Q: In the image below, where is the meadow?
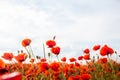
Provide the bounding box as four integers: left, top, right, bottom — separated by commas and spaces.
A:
0, 37, 120, 80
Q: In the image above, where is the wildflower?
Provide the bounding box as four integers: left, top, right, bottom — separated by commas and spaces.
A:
61, 57, 66, 62
14, 53, 27, 63
68, 75, 81, 80
97, 58, 108, 65
0, 59, 5, 68
80, 66, 89, 74
2, 52, 13, 61
69, 63, 74, 68
50, 62, 60, 71
51, 46, 60, 55
83, 48, 90, 54
100, 58, 107, 63
75, 62, 80, 67
69, 57, 76, 62
62, 66, 69, 77
78, 56, 83, 60
52, 71, 60, 80
100, 45, 114, 56
30, 58, 34, 63
81, 73, 91, 80
93, 45, 100, 51
38, 62, 49, 72
21, 38, 31, 47
46, 40, 56, 48
0, 72, 22, 80
40, 58, 46, 62
83, 54, 90, 60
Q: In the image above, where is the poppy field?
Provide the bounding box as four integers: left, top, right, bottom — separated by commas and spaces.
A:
0, 37, 120, 80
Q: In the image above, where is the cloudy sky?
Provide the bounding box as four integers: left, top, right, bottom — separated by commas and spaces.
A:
0, 0, 120, 60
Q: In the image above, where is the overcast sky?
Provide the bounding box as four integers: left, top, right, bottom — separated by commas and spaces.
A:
0, 0, 120, 60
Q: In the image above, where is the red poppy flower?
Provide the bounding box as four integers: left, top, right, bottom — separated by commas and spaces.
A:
69, 63, 74, 68
14, 53, 27, 63
61, 57, 66, 62
38, 62, 49, 72
30, 58, 34, 63
2, 52, 13, 61
100, 46, 107, 56
46, 40, 56, 48
107, 46, 114, 55
50, 62, 60, 71
100, 58, 107, 63
83, 48, 90, 54
68, 75, 81, 80
40, 58, 46, 62
0, 59, 5, 68
78, 56, 83, 60
69, 57, 76, 62
0, 72, 22, 80
100, 45, 114, 56
93, 45, 100, 51
75, 62, 80, 67
51, 46, 60, 55
21, 38, 31, 47
81, 73, 91, 80
83, 54, 90, 60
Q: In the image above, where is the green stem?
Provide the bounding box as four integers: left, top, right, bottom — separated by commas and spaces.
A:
43, 43, 46, 59
108, 55, 116, 78
25, 47, 31, 58
48, 53, 51, 63
29, 45, 35, 59
115, 51, 118, 62
48, 52, 52, 63
22, 64, 25, 80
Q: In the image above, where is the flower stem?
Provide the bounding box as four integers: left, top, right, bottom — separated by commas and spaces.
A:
43, 43, 46, 59
25, 47, 31, 58
29, 45, 35, 59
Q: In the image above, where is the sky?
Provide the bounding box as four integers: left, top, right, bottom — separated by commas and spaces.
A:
0, 0, 120, 61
